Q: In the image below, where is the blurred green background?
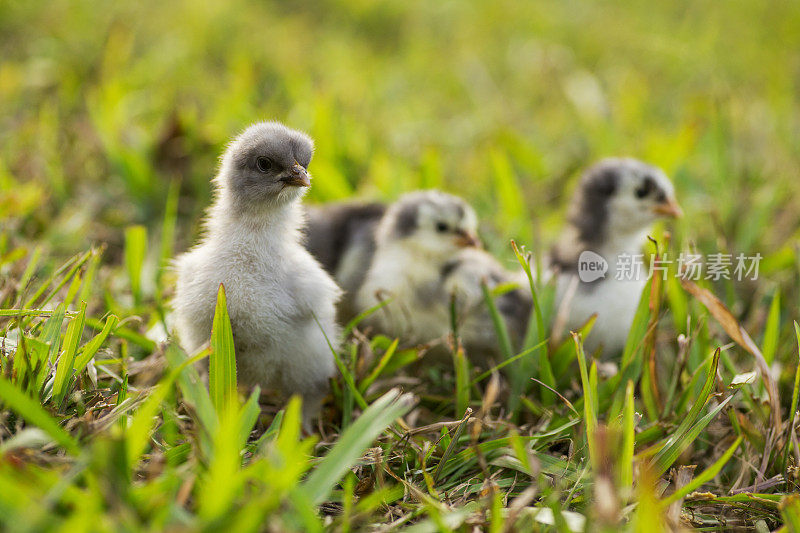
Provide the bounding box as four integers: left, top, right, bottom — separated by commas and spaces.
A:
2, 0, 799, 272
2, 3, 800, 528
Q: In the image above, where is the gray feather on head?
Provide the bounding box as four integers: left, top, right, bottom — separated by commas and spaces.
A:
216, 121, 315, 213
569, 157, 677, 246
570, 159, 622, 245
376, 190, 478, 246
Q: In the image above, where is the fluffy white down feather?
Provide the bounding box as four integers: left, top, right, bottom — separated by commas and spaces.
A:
356, 238, 451, 345
553, 233, 649, 355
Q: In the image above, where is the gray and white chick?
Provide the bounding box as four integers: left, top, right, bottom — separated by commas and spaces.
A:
353, 191, 482, 346
306, 190, 530, 363
173, 122, 342, 428
550, 157, 682, 355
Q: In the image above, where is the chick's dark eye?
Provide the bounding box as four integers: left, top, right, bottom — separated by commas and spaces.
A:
436, 222, 449, 233
256, 157, 273, 173
635, 177, 654, 199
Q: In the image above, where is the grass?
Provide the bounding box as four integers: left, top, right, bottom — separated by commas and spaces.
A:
2, 0, 800, 530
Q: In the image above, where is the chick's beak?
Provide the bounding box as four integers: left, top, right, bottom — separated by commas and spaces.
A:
455, 229, 481, 248
280, 163, 311, 188
653, 197, 683, 218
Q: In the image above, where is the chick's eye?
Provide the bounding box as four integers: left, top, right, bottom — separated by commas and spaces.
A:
635, 177, 654, 199
256, 157, 273, 173
436, 222, 449, 233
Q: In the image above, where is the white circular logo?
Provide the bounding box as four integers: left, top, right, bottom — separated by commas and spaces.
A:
578, 250, 608, 282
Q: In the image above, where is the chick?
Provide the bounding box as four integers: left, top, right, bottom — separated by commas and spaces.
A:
353, 191, 482, 346
173, 122, 342, 428
550, 157, 682, 355
306, 192, 531, 362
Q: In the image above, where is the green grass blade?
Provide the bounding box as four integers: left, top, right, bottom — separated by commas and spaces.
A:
25, 336, 50, 394
621, 276, 652, 368
127, 350, 208, 465
359, 338, 399, 394
481, 278, 524, 414
74, 315, 119, 372
126, 380, 175, 466
512, 241, 557, 407
36, 250, 93, 313
276, 396, 303, 454
342, 298, 392, 338
77, 246, 104, 305
620, 380, 635, 492
197, 402, 245, 521
650, 349, 720, 464
632, 464, 667, 532
660, 436, 742, 507
52, 301, 86, 407
314, 314, 368, 410
508, 429, 533, 475
665, 275, 688, 332
551, 315, 595, 380
781, 321, 800, 472
780, 494, 800, 532
16, 246, 42, 300
537, 347, 557, 406
124, 225, 147, 305
85, 317, 156, 352
489, 149, 528, 243
762, 289, 780, 365
470, 339, 548, 386
302, 389, 414, 505
651, 393, 736, 477
453, 344, 470, 417
791, 321, 800, 421
433, 407, 472, 482
22, 251, 87, 309
238, 386, 261, 449
210, 284, 237, 415
574, 333, 597, 462
480, 280, 514, 361
0, 376, 79, 454
511, 241, 545, 350
341, 344, 355, 427
61, 268, 83, 310
253, 409, 284, 454
0, 309, 65, 318
38, 303, 66, 363
165, 344, 217, 442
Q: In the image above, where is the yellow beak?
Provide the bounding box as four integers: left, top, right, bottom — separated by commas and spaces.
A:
280, 164, 311, 188
455, 230, 481, 248
653, 198, 683, 218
